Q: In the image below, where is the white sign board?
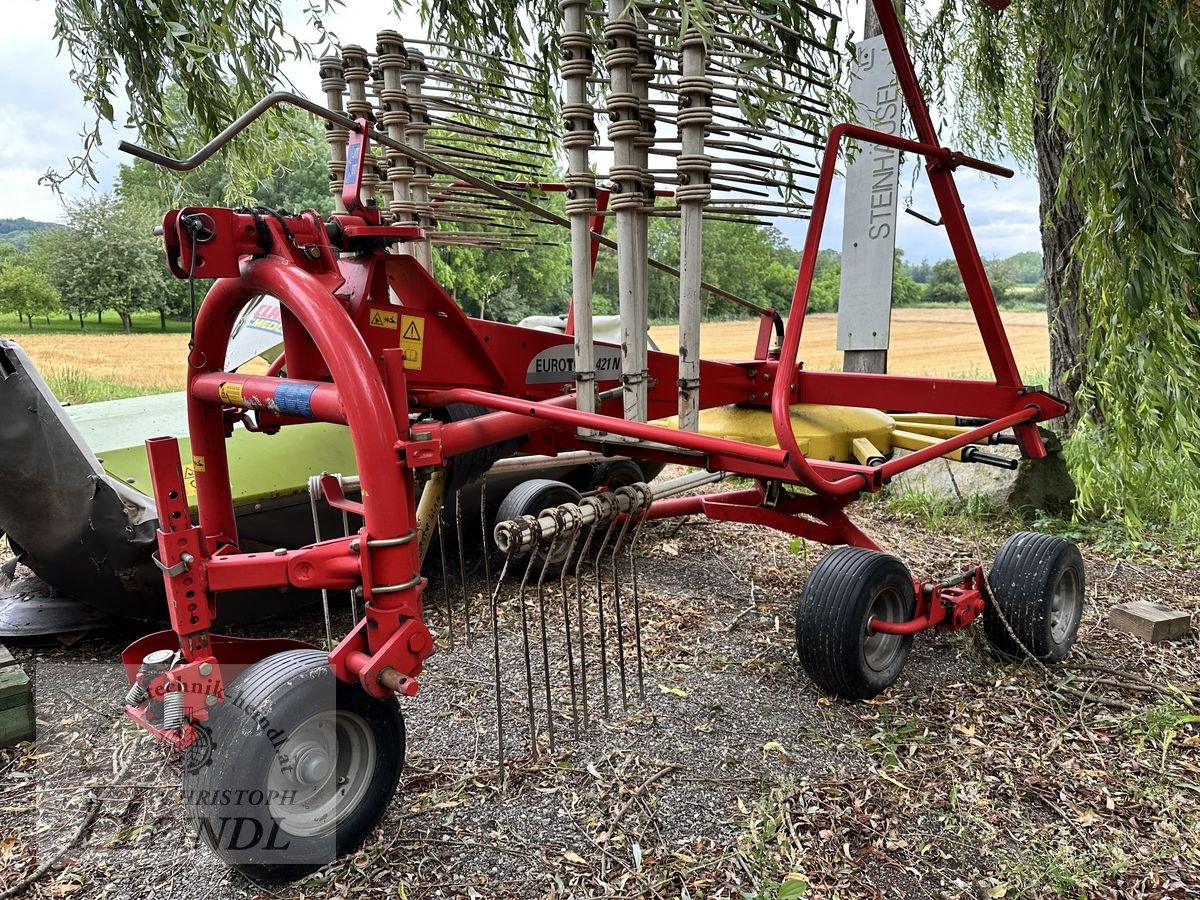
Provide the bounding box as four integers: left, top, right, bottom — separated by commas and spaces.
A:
837, 33, 904, 353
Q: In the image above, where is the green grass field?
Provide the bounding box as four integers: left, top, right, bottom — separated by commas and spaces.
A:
0, 310, 192, 335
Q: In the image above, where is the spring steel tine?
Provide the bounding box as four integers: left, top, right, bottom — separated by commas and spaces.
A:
342, 505, 357, 624
481, 480, 493, 602
437, 503, 455, 649
534, 528, 561, 753
516, 528, 539, 756
455, 490, 471, 645
309, 477, 334, 651
405, 38, 545, 74
490, 545, 515, 787
608, 509, 635, 712
557, 507, 583, 738
427, 67, 546, 100
420, 53, 543, 86
424, 100, 547, 135
424, 91, 554, 125
593, 516, 620, 719
628, 507, 649, 702
573, 517, 600, 731
428, 118, 549, 148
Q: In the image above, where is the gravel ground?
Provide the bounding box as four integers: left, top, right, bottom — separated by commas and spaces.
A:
1, 485, 1198, 899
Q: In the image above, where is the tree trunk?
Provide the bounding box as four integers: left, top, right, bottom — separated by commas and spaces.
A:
119, 310, 133, 333
26, 315, 32, 331
68, 312, 73, 321
97, 310, 102, 323
1034, 44, 1088, 432
79, 312, 85, 330
159, 308, 166, 332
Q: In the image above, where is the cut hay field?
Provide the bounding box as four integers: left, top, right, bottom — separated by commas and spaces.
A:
1, 307, 1049, 403
650, 307, 1050, 380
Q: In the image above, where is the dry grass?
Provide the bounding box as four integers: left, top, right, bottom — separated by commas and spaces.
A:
651, 308, 1050, 379
4, 334, 268, 393
2, 309, 1048, 404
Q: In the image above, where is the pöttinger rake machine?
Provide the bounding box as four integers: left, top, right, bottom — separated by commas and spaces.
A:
116, 0, 1084, 879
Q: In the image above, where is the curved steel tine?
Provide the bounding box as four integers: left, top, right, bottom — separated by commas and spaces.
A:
436, 501, 454, 649
481, 480, 493, 602
593, 513, 620, 719
628, 485, 653, 701
515, 519, 540, 756
608, 503, 636, 712
455, 489, 471, 644
534, 526, 562, 753
572, 517, 600, 731
558, 506, 584, 738
490, 540, 517, 789
309, 478, 334, 651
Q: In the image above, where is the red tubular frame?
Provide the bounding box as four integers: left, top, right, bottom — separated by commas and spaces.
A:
124, 0, 1067, 729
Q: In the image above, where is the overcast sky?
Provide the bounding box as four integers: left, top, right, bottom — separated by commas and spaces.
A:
0, 0, 1040, 264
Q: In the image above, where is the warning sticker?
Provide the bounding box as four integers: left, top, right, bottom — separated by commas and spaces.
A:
217, 382, 244, 406
192, 455, 206, 473
400, 314, 425, 370
369, 309, 398, 330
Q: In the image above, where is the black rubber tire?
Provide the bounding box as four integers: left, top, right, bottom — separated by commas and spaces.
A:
183, 650, 404, 882
586, 458, 648, 493
984, 531, 1084, 664
435, 403, 522, 490
494, 478, 582, 567
794, 547, 916, 700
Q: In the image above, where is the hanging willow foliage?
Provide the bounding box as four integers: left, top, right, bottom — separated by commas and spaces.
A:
911, 1, 1200, 537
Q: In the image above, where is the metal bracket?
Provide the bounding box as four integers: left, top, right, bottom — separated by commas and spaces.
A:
153, 551, 194, 578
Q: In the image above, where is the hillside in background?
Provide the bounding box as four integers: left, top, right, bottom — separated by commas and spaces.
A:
0, 218, 60, 251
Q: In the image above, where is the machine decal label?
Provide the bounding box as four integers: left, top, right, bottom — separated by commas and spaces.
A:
273, 382, 317, 418
191, 455, 206, 473
369, 309, 398, 330
217, 382, 244, 406
401, 315, 425, 370
246, 300, 283, 335
526, 344, 622, 384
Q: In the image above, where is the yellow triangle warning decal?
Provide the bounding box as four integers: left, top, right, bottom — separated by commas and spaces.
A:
402, 320, 421, 340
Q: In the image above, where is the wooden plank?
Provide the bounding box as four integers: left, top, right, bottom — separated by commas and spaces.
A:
0, 644, 15, 669
1109, 600, 1192, 644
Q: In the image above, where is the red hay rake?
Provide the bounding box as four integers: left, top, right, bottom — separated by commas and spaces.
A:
115, 0, 1083, 879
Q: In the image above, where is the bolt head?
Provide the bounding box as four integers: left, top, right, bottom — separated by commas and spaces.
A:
205, 693, 219, 707
197, 662, 213, 677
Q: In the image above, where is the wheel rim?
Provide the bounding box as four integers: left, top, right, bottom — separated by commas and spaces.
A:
863, 586, 908, 673
1049, 566, 1081, 643
267, 709, 377, 837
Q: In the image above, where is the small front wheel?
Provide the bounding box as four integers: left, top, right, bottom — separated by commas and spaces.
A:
984, 531, 1084, 663
795, 547, 916, 700
183, 650, 405, 882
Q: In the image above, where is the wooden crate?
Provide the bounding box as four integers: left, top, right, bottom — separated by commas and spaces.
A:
0, 644, 35, 747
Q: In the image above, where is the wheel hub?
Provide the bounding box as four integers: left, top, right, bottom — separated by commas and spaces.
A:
863, 586, 907, 673
267, 709, 377, 837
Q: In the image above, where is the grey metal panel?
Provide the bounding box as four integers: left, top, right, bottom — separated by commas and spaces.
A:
837, 32, 904, 355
